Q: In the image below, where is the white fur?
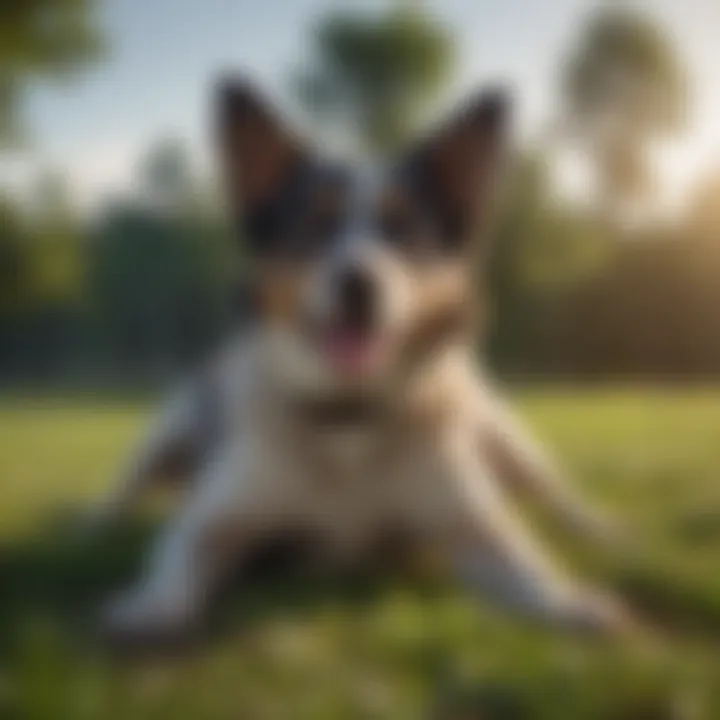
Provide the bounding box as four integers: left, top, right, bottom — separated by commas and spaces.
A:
100, 338, 629, 639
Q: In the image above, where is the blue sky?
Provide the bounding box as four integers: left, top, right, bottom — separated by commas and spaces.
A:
2, 0, 719, 210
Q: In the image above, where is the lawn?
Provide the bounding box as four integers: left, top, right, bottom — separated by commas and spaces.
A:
1, 390, 720, 719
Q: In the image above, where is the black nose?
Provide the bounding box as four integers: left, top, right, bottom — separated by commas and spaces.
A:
335, 268, 377, 331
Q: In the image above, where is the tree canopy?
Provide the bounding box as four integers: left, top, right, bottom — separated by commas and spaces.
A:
561, 7, 687, 220
294, 2, 455, 154
0, 0, 104, 142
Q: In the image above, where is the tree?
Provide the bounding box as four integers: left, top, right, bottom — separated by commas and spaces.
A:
25, 172, 85, 307
561, 7, 687, 223
0, 173, 84, 315
89, 140, 233, 376
294, 2, 455, 154
139, 138, 197, 211
488, 154, 610, 374
0, 197, 29, 316
0, 174, 89, 375
0, 0, 104, 142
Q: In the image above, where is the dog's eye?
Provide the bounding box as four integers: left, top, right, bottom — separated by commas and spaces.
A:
380, 210, 424, 244
380, 209, 439, 258
307, 209, 343, 240
296, 185, 348, 250
283, 207, 344, 258
298, 211, 343, 255
381, 212, 413, 240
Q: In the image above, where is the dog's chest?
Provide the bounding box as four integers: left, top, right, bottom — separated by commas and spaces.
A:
294, 428, 428, 554
288, 418, 447, 513
312, 426, 386, 476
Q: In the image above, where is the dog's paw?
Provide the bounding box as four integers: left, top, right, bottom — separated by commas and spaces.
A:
99, 588, 198, 648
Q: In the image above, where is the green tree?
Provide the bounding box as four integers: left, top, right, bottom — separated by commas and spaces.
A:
0, 196, 29, 316
0, 174, 89, 375
140, 138, 198, 210
0, 173, 84, 314
90, 140, 232, 376
294, 2, 455, 154
561, 7, 687, 223
488, 153, 610, 374
25, 172, 86, 307
0, 0, 104, 142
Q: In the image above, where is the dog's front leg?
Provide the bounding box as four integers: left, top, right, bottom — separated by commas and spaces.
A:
433, 427, 632, 634
86, 383, 210, 533
101, 443, 280, 642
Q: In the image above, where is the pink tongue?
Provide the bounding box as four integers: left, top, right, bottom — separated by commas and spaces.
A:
324, 330, 380, 374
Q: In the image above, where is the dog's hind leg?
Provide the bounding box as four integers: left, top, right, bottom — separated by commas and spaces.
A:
431, 425, 632, 634
86, 379, 218, 532
476, 384, 620, 546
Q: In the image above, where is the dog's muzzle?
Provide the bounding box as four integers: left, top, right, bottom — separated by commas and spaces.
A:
334, 267, 377, 333
308, 267, 389, 377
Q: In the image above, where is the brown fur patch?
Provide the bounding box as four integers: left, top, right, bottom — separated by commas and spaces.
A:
396, 262, 475, 374
254, 264, 310, 325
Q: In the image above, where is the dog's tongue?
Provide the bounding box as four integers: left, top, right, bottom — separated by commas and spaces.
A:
324, 329, 382, 375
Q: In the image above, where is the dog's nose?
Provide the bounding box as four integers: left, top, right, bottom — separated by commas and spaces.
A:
335, 268, 377, 330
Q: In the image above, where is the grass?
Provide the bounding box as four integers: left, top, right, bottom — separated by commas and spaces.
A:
2, 390, 720, 718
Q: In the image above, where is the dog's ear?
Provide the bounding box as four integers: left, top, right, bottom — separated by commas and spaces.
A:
215, 76, 306, 238
406, 88, 511, 249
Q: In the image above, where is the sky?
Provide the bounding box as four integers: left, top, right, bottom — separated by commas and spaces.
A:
2, 0, 720, 211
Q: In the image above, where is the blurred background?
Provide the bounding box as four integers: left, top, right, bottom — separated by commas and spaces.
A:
2, 1, 720, 718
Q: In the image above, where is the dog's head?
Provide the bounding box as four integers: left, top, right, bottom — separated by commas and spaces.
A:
216, 77, 509, 397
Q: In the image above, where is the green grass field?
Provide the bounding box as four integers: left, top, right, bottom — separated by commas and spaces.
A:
2, 391, 720, 719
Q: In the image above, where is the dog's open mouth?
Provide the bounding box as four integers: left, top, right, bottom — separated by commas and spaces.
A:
320, 326, 388, 376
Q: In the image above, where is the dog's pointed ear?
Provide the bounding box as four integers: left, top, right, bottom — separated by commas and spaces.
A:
215, 76, 305, 216
406, 88, 511, 246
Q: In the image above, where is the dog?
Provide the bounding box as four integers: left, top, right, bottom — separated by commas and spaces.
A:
98, 77, 629, 641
